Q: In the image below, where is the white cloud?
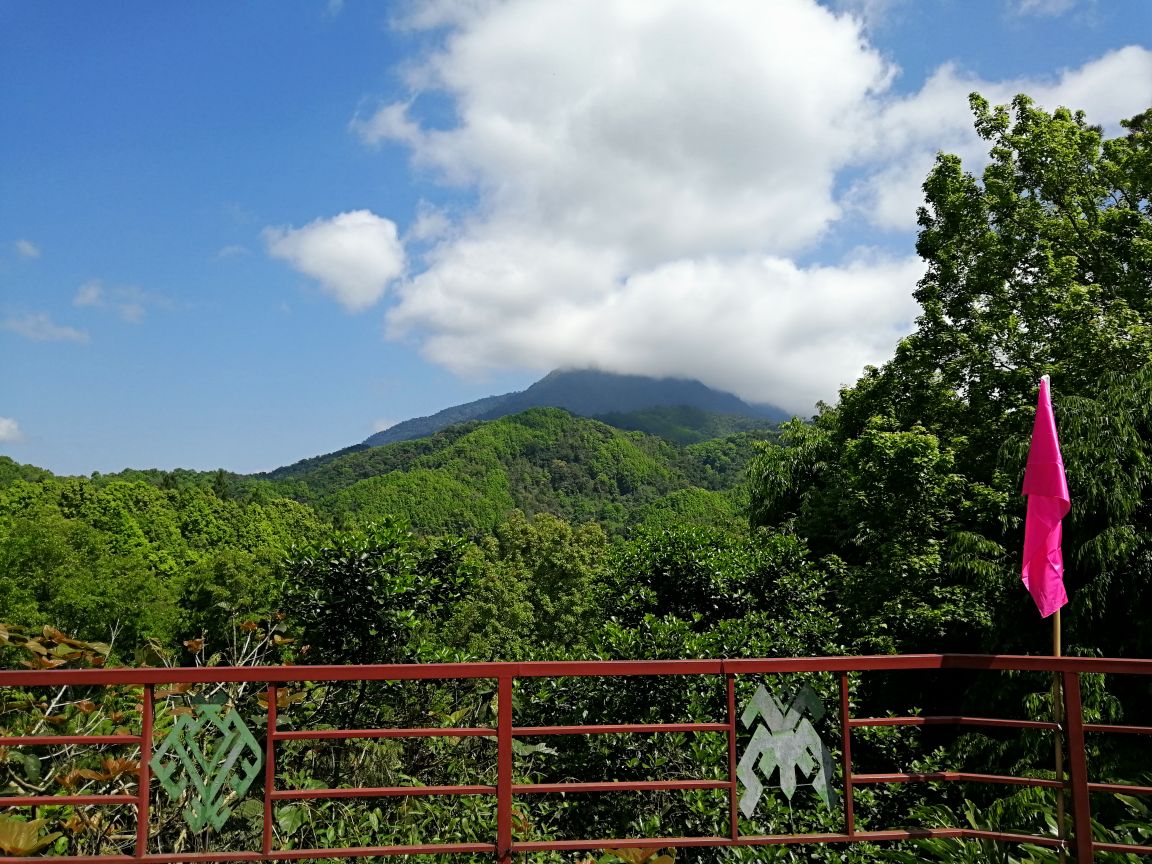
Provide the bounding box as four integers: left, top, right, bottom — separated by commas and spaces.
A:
0, 417, 22, 443
110, 287, 152, 323
393, 234, 923, 412
390, 0, 503, 33
358, 0, 1151, 412
264, 210, 406, 312
119, 303, 145, 324
351, 102, 424, 148
365, 0, 894, 265
2, 313, 88, 343
372, 418, 398, 432
72, 280, 169, 322
406, 202, 453, 243
216, 244, 250, 260
74, 280, 103, 307
849, 47, 1152, 230
826, 0, 908, 31
1010, 0, 1079, 17
15, 239, 40, 259
1038, 45, 1152, 124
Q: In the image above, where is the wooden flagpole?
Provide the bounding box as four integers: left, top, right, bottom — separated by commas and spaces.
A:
1054, 608, 1067, 863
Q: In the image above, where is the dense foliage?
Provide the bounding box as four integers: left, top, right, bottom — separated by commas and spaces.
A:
2, 94, 1151, 860
750, 95, 1152, 660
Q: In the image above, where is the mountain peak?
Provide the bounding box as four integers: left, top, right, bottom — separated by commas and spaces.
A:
359, 369, 790, 449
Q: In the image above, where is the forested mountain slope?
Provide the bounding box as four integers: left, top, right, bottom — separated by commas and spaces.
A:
0, 409, 772, 654
274, 408, 769, 534
264, 369, 788, 480
0, 407, 770, 544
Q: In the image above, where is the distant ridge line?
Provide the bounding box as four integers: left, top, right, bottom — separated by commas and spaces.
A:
362, 369, 789, 448
262, 369, 791, 479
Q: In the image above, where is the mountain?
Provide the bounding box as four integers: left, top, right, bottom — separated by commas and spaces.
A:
263, 369, 791, 482
268, 407, 762, 535
360, 369, 790, 449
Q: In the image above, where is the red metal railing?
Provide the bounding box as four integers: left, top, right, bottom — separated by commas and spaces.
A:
2, 654, 1151, 862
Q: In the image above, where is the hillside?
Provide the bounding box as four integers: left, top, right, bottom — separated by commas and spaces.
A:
358, 368, 788, 448
265, 369, 788, 481
272, 408, 768, 534
594, 404, 783, 445
2, 408, 772, 538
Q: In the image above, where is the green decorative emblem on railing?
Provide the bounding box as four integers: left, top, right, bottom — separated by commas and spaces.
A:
737, 683, 837, 817
149, 703, 264, 832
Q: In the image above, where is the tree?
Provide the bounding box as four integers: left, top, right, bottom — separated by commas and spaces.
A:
0, 509, 180, 651
443, 512, 608, 660
279, 517, 475, 665
750, 93, 1152, 656
896, 95, 1152, 456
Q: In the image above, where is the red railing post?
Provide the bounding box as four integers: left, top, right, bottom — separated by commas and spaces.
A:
497, 674, 514, 864
263, 684, 278, 858
726, 673, 738, 840
1062, 671, 1093, 863
135, 684, 153, 859
839, 671, 855, 838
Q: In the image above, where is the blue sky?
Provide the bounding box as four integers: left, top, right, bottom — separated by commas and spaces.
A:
2, 0, 1150, 475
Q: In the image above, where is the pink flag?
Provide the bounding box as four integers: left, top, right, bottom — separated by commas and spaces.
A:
1021, 375, 1070, 618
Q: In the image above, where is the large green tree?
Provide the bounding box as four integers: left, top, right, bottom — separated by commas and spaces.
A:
442, 511, 608, 660
278, 517, 477, 665
750, 94, 1152, 656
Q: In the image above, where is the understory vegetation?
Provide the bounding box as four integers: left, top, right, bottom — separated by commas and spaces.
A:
2, 96, 1151, 861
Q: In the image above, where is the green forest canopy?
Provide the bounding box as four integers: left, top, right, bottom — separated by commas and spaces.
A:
1, 92, 1150, 861
1, 94, 1150, 666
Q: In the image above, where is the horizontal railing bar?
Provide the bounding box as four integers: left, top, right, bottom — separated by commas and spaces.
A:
1085, 723, 1152, 735
726, 655, 1152, 675
937, 655, 1152, 675
515, 723, 730, 736
272, 844, 496, 859
510, 660, 727, 677
852, 771, 1065, 788
850, 716, 1059, 730
512, 828, 1068, 853
724, 655, 947, 674
1089, 782, 1152, 796
512, 834, 860, 851
0, 660, 716, 686
512, 780, 729, 794
274, 727, 495, 740
0, 794, 137, 806
0, 734, 141, 746
0, 845, 499, 864
960, 829, 1066, 848
0, 663, 510, 686
0, 831, 1066, 864
271, 784, 495, 799
6, 653, 1152, 687
0, 857, 139, 864
1093, 841, 1152, 855
279, 722, 772, 741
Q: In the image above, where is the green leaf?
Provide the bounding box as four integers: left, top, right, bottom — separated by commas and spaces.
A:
511, 740, 557, 757
276, 805, 306, 838
234, 799, 264, 822
21, 753, 41, 785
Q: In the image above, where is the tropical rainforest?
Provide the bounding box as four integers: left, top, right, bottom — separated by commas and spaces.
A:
1, 95, 1151, 861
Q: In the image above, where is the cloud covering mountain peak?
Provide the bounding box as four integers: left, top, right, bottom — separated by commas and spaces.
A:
279, 0, 1152, 414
